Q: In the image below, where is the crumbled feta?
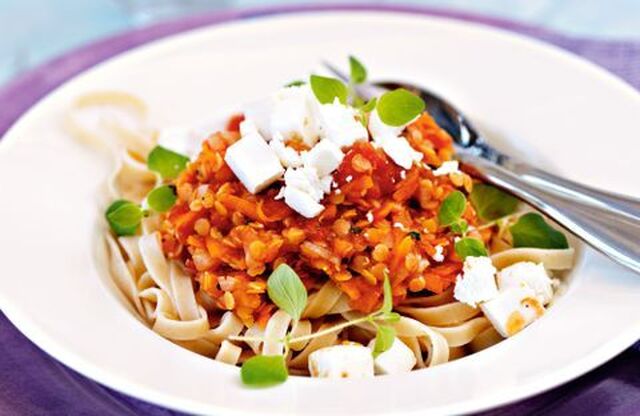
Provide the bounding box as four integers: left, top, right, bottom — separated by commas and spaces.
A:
400, 170, 407, 180
271, 86, 318, 146
281, 166, 333, 218
224, 132, 284, 194
308, 344, 374, 379
284, 166, 326, 201
366, 211, 374, 223
433, 160, 460, 176
453, 256, 499, 307
432, 245, 445, 262
378, 135, 423, 170
283, 186, 324, 218
367, 338, 416, 375
315, 99, 368, 148
368, 110, 422, 169
335, 189, 342, 195
243, 85, 319, 146
269, 133, 303, 168
480, 286, 545, 337
345, 175, 353, 183
302, 139, 344, 177
496, 262, 554, 305
393, 222, 405, 229
242, 98, 274, 139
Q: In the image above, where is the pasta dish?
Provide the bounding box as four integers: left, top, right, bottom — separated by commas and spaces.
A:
69, 57, 575, 385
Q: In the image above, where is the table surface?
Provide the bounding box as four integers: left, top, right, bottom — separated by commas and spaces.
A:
1, 0, 640, 86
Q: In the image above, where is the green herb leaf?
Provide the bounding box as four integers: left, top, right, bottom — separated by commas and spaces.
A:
380, 273, 393, 314
450, 219, 468, 235
376, 88, 425, 127
310, 75, 348, 105
454, 237, 488, 260
372, 325, 396, 357
359, 97, 377, 113
267, 264, 308, 321
241, 355, 288, 387
147, 185, 177, 212
510, 213, 569, 249
407, 231, 421, 241
285, 79, 306, 87
383, 312, 401, 323
105, 200, 143, 236
147, 146, 190, 180
438, 191, 466, 227
349, 55, 367, 84
350, 225, 363, 234
469, 184, 519, 221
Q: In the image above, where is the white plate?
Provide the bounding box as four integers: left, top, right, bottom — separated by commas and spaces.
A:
0, 11, 639, 416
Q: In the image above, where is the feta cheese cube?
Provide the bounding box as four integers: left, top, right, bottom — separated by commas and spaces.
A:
308, 344, 374, 379
453, 256, 499, 307
243, 85, 319, 146
239, 119, 259, 137
480, 286, 545, 337
269, 133, 303, 168
270, 86, 319, 146
497, 262, 554, 305
433, 160, 460, 176
367, 338, 416, 375
368, 110, 422, 169
378, 135, 423, 169
243, 98, 274, 139
316, 99, 368, 148
302, 139, 344, 176
224, 132, 284, 194
283, 186, 324, 218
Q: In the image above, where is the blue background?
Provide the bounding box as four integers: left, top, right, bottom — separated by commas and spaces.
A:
1, 0, 640, 86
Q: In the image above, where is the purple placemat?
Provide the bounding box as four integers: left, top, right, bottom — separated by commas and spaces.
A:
0, 4, 639, 416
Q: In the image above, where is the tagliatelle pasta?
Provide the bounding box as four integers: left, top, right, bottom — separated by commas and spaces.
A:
77, 71, 575, 383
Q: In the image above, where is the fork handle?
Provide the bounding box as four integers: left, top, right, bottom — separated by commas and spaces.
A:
458, 153, 640, 274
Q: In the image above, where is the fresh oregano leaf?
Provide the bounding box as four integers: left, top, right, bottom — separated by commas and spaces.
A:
376, 88, 425, 126
240, 355, 288, 387
470, 184, 519, 221
438, 191, 466, 227
360, 97, 377, 113
510, 213, 569, 249
267, 264, 308, 321
310, 75, 348, 105
105, 200, 143, 236
147, 185, 177, 212
454, 237, 488, 260
372, 325, 396, 357
147, 146, 190, 180
349, 55, 367, 84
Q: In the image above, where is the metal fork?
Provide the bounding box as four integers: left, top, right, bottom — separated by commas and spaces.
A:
323, 61, 640, 274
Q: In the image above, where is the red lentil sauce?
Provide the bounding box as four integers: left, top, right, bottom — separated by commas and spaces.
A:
160, 112, 491, 326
